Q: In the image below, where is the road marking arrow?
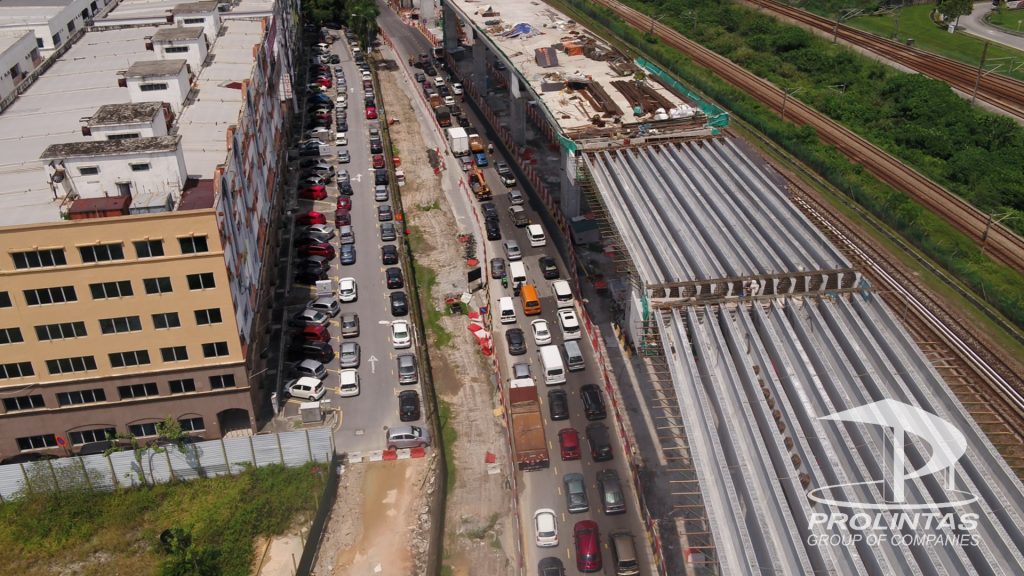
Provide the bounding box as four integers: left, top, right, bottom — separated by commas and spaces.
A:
368, 355, 378, 374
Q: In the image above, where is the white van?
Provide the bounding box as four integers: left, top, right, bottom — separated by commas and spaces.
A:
526, 224, 547, 247
498, 296, 516, 324
552, 280, 574, 309
509, 261, 527, 287
558, 308, 582, 340
563, 340, 585, 372
539, 345, 566, 385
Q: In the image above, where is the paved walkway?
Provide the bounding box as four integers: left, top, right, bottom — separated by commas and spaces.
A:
959, 2, 1024, 51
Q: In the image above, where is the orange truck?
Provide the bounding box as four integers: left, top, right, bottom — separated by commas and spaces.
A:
510, 378, 549, 471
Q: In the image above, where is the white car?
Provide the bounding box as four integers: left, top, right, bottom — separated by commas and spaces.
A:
305, 223, 335, 238
338, 277, 357, 302
335, 132, 347, 146
337, 149, 350, 163
336, 95, 347, 105
531, 319, 552, 346
443, 95, 455, 107
391, 320, 412, 349
285, 377, 325, 401
451, 82, 463, 95
304, 127, 330, 138
339, 369, 360, 397
434, 76, 446, 87
291, 359, 327, 380
557, 308, 581, 341
533, 508, 558, 547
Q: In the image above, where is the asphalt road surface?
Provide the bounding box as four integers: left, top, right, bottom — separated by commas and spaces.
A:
282, 35, 424, 455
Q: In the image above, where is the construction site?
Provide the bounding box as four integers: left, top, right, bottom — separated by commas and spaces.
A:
435, 0, 1024, 573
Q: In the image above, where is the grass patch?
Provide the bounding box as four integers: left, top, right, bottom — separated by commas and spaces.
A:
0, 463, 324, 576
440, 565, 455, 576
463, 512, 500, 540
437, 397, 458, 495
850, 6, 1024, 82
407, 224, 454, 348
988, 7, 1024, 33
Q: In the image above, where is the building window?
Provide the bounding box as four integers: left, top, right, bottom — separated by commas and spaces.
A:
169, 378, 196, 394
109, 350, 150, 368
107, 132, 139, 140
24, 285, 77, 305
36, 321, 87, 341
79, 243, 124, 263
17, 434, 57, 451
163, 46, 189, 54
202, 341, 229, 358
130, 163, 151, 172
210, 374, 235, 389
12, 248, 67, 269
0, 327, 23, 344
52, 33, 61, 47
90, 281, 132, 300
139, 82, 167, 91
3, 394, 44, 411
160, 346, 188, 362
69, 428, 115, 446
78, 166, 99, 175
67, 20, 76, 34
179, 417, 205, 431
133, 239, 164, 258
129, 422, 159, 437
0, 362, 33, 379
178, 235, 209, 254
116, 182, 131, 196
36, 38, 43, 49
152, 312, 180, 330
182, 17, 204, 24
0, 291, 10, 308
45, 356, 97, 375
187, 272, 216, 290
194, 308, 222, 325
143, 277, 172, 294
117, 382, 158, 400
99, 316, 142, 334
57, 388, 106, 406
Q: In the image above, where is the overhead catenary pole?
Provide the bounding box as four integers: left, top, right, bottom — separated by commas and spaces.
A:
972, 41, 990, 105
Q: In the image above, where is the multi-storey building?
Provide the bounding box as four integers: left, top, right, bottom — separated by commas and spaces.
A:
0, 0, 298, 461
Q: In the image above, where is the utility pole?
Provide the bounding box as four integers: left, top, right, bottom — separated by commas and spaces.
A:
980, 211, 1014, 251
781, 87, 802, 121
972, 41, 990, 104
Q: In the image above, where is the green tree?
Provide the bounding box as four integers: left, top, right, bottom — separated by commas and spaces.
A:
347, 0, 380, 49
938, 0, 973, 25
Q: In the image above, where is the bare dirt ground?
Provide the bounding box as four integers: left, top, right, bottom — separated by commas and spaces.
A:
376, 55, 517, 575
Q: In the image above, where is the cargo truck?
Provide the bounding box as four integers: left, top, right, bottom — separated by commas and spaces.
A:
468, 133, 488, 167
447, 127, 469, 157
435, 105, 451, 127
469, 167, 492, 200
509, 378, 550, 470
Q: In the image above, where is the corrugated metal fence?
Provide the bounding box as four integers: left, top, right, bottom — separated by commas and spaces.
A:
0, 428, 335, 502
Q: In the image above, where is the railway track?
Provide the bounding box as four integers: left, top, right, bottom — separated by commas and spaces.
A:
749, 0, 1024, 120
585, 0, 1024, 274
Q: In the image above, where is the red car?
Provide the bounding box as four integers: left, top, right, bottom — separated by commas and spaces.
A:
365, 106, 377, 119
574, 521, 602, 573
297, 243, 335, 258
295, 211, 326, 225
336, 196, 351, 211
316, 77, 332, 88
558, 428, 580, 461
334, 209, 351, 226
371, 154, 385, 169
298, 185, 327, 200
295, 324, 330, 343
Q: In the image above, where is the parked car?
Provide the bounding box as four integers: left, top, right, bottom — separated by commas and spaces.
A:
391, 320, 412, 348
295, 211, 326, 225
339, 369, 360, 397
505, 328, 526, 355
539, 256, 559, 279
297, 242, 334, 259
340, 244, 356, 265
365, 106, 377, 119
339, 341, 360, 368
534, 509, 559, 547
597, 469, 626, 515
337, 180, 353, 195
490, 257, 506, 279
381, 244, 399, 264
586, 422, 613, 462
548, 389, 569, 421
340, 313, 360, 338
386, 267, 404, 289
390, 291, 409, 316
564, 473, 590, 514
284, 377, 325, 401
294, 268, 327, 285
485, 219, 501, 240
508, 189, 524, 205
293, 324, 330, 343
337, 149, 350, 163
573, 520, 602, 573
336, 196, 352, 211
397, 353, 418, 384
399, 390, 421, 421
338, 277, 357, 302
291, 358, 327, 380
377, 204, 394, 221
538, 557, 565, 576
451, 82, 463, 95
580, 384, 607, 421
372, 154, 385, 168
558, 427, 581, 461
289, 308, 329, 328
512, 362, 532, 380
304, 223, 334, 238
334, 209, 351, 226
380, 222, 397, 242
306, 296, 339, 317
385, 425, 430, 450
286, 340, 333, 363
374, 168, 389, 185
481, 202, 499, 221
374, 184, 389, 202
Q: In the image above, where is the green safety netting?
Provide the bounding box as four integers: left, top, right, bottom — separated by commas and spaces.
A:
635, 57, 729, 128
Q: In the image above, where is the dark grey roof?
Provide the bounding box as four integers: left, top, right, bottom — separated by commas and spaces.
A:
88, 102, 163, 126
172, 1, 219, 14
125, 59, 187, 78
153, 27, 205, 42
40, 136, 180, 160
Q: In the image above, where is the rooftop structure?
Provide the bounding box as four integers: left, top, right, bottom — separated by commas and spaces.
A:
152, 26, 204, 42
172, 0, 219, 14
446, 0, 696, 137
41, 134, 179, 158
124, 58, 187, 77
87, 101, 163, 125
100, 0, 274, 24
0, 0, 100, 51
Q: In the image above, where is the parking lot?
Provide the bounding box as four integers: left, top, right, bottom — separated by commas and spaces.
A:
279, 33, 426, 455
